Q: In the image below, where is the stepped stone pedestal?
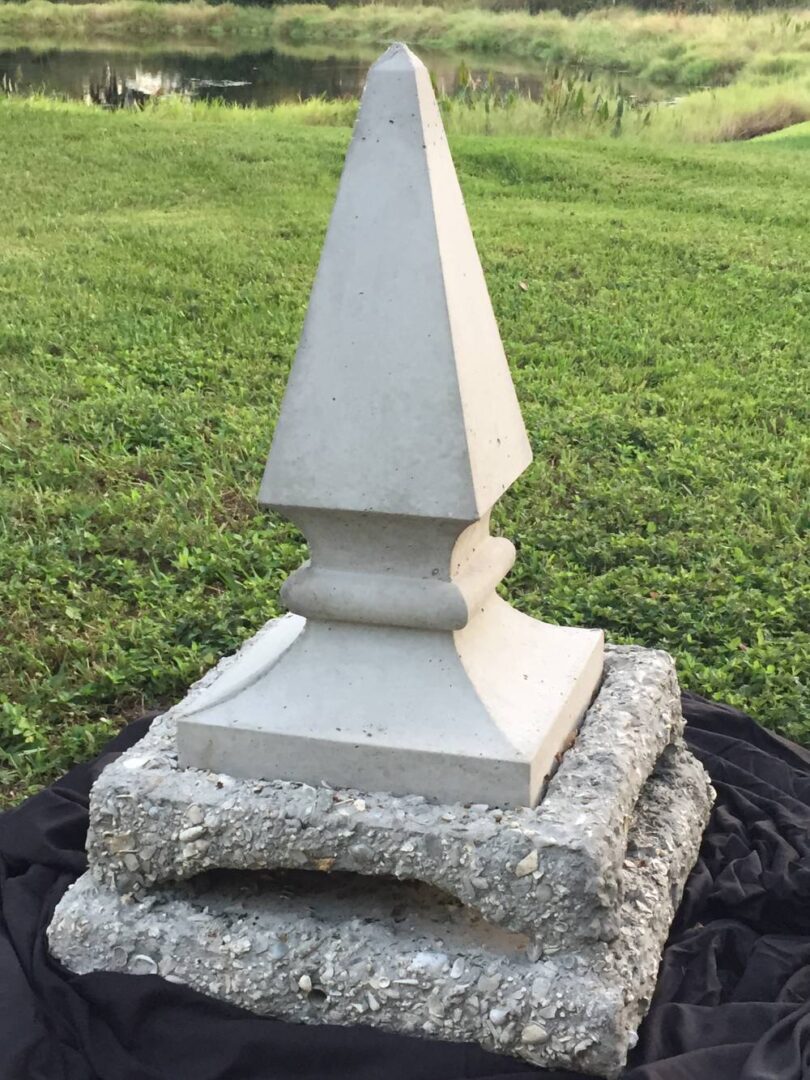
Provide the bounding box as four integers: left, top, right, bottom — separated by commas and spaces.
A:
48, 43, 714, 1080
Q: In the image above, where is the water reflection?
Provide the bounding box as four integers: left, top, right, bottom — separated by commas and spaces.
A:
0, 43, 664, 110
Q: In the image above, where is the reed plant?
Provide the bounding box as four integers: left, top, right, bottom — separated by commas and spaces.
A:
436, 61, 644, 136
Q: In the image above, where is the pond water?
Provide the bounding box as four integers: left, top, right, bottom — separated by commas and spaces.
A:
0, 43, 665, 109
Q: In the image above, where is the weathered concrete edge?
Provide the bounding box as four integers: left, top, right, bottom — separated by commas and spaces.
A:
50, 739, 714, 1080
86, 643, 683, 948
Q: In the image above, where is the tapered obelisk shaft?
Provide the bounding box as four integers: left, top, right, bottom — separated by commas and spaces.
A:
261, 43, 532, 521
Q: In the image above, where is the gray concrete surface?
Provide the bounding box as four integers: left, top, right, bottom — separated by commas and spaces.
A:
260, 42, 532, 521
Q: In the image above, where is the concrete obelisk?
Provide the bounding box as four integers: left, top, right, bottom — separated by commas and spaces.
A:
174, 43, 603, 808
48, 47, 714, 1078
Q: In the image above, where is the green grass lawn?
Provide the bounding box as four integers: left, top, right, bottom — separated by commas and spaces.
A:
1, 98, 808, 804
758, 118, 810, 147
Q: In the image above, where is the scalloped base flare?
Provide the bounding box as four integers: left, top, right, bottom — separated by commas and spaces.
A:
174, 604, 604, 808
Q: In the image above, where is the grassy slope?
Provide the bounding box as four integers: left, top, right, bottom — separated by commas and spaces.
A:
757, 117, 810, 144
0, 98, 808, 803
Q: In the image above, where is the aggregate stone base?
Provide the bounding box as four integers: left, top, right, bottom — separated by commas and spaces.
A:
82, 645, 690, 954
49, 644, 714, 1076
50, 737, 713, 1078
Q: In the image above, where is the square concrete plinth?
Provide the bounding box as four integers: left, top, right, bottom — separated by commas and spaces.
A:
173, 603, 604, 809
49, 645, 713, 1078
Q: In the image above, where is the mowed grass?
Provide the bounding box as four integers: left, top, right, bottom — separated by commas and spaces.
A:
0, 97, 808, 803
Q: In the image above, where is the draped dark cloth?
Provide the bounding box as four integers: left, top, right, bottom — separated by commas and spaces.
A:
2, 694, 809, 1080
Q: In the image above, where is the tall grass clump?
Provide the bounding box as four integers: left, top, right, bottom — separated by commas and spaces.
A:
0, 0, 278, 45
273, 4, 810, 86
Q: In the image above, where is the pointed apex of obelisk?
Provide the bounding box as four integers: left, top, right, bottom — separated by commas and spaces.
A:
370, 41, 425, 73
261, 43, 532, 522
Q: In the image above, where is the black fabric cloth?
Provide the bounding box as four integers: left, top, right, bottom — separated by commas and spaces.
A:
2, 695, 810, 1080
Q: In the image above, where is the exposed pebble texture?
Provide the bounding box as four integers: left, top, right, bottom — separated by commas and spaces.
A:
49, 739, 713, 1079
84, 645, 684, 953
49, 645, 714, 1076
